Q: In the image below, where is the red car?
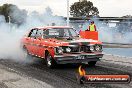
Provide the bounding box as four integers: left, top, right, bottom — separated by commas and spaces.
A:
21, 26, 103, 68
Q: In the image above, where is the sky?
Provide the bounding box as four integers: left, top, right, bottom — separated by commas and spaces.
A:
0, 0, 132, 17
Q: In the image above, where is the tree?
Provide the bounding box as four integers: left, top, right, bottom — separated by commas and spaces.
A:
45, 7, 53, 16
70, 0, 99, 17
0, 4, 12, 22
122, 15, 132, 18
0, 4, 27, 25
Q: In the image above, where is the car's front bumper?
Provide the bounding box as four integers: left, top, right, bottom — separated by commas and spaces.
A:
54, 52, 103, 64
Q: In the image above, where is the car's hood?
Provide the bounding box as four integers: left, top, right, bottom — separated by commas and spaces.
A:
68, 38, 102, 45
45, 37, 102, 47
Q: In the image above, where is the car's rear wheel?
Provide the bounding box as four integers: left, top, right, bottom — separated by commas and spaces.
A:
88, 61, 97, 66
46, 53, 57, 68
26, 53, 33, 62
23, 48, 33, 62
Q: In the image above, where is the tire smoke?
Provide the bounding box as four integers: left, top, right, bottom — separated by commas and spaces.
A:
0, 6, 65, 62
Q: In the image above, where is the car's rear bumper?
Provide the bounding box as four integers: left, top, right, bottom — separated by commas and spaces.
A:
54, 53, 103, 64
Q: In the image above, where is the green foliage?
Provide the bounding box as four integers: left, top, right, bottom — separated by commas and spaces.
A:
0, 4, 11, 22
70, 0, 99, 17
0, 4, 27, 25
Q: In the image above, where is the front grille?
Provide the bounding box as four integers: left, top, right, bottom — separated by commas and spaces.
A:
62, 45, 102, 53
70, 47, 80, 52
80, 45, 91, 52
62, 46, 80, 53
62, 46, 91, 53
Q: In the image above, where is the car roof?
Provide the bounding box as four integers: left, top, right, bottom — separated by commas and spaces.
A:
34, 26, 73, 30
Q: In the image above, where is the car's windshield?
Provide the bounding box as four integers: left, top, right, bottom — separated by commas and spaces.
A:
43, 28, 78, 38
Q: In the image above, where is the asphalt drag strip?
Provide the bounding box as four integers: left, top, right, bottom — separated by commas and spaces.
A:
0, 57, 131, 88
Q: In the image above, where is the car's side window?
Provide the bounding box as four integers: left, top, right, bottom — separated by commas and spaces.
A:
36, 29, 43, 38
64, 29, 70, 37
44, 29, 48, 35
43, 29, 49, 38
28, 29, 38, 38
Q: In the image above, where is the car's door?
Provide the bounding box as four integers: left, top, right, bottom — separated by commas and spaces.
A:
26, 29, 38, 55
34, 29, 45, 58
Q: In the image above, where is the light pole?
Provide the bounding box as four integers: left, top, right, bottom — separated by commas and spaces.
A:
67, 0, 70, 26
8, 16, 11, 31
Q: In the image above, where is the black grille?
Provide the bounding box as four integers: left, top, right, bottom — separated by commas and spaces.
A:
71, 47, 80, 52
62, 46, 80, 53
80, 45, 91, 52
62, 46, 93, 53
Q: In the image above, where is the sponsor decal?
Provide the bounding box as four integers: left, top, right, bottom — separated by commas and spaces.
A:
76, 66, 130, 84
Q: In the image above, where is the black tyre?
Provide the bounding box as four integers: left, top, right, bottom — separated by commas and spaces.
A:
26, 53, 33, 62
46, 53, 57, 68
23, 48, 33, 62
88, 61, 97, 66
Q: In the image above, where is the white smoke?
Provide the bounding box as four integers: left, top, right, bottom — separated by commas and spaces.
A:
0, 5, 132, 62
80, 19, 132, 43
97, 21, 132, 43
0, 15, 23, 61
0, 6, 66, 62
123, 32, 132, 43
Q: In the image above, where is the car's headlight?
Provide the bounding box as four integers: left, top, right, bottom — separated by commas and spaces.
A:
90, 46, 94, 51
66, 47, 71, 52
58, 48, 63, 54
95, 45, 102, 51
55, 47, 63, 54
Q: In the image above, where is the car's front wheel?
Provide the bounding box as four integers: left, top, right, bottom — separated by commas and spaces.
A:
88, 61, 97, 66
46, 53, 57, 68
